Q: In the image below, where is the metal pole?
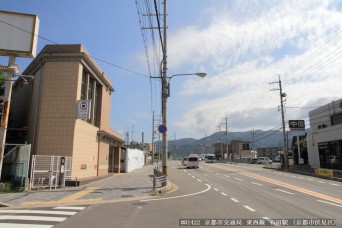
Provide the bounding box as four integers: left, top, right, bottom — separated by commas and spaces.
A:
0, 56, 17, 182
162, 0, 168, 177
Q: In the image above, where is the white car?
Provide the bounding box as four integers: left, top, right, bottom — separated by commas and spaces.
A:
257, 157, 272, 164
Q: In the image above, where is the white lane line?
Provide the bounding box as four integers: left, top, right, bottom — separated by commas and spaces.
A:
307, 178, 314, 181
330, 183, 340, 186
210, 171, 214, 173
184, 170, 187, 173
188, 173, 191, 176
141, 184, 212, 202
244, 206, 256, 212
0, 210, 76, 215
234, 178, 243, 181
213, 188, 219, 191
251, 182, 263, 186
197, 179, 202, 182
221, 192, 228, 196
317, 181, 326, 183
230, 198, 239, 202
317, 200, 342, 208
0, 215, 66, 222
0, 224, 53, 228
192, 176, 196, 179
276, 189, 295, 195
53, 206, 85, 210
224, 175, 230, 178
298, 177, 304, 179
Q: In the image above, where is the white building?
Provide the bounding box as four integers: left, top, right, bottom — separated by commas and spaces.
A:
306, 98, 342, 169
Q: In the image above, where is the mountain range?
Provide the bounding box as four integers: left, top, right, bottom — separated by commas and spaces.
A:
155, 130, 307, 158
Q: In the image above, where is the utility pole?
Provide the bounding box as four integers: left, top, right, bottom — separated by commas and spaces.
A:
0, 56, 20, 182
161, 0, 168, 177
270, 75, 288, 169
221, 117, 229, 161
151, 111, 154, 165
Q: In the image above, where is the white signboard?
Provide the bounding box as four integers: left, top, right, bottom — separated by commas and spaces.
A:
76, 100, 91, 119
0, 10, 39, 58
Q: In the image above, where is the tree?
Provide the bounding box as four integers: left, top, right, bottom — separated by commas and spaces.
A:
0, 71, 5, 96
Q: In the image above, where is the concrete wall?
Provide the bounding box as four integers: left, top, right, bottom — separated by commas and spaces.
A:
125, 148, 145, 173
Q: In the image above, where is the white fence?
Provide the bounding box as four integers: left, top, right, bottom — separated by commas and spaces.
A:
30, 155, 71, 189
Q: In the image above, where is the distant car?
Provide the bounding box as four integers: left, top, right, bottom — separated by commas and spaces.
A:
182, 157, 188, 166
186, 154, 199, 169
257, 157, 272, 164
250, 158, 258, 164
273, 156, 281, 163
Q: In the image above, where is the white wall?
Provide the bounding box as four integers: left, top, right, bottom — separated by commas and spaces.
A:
125, 148, 145, 172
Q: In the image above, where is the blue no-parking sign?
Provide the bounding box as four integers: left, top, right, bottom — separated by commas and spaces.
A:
158, 124, 167, 134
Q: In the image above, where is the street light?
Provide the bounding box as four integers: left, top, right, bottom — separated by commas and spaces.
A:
151, 72, 207, 177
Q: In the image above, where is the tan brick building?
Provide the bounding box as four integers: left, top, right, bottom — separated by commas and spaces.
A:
10, 44, 124, 179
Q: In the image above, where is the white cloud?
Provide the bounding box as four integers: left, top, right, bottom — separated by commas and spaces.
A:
167, 0, 342, 137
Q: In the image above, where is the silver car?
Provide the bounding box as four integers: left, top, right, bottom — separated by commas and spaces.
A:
257, 157, 272, 164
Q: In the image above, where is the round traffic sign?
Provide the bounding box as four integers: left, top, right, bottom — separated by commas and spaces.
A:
158, 124, 167, 134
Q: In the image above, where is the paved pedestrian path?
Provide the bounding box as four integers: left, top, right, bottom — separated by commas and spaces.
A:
0, 165, 156, 208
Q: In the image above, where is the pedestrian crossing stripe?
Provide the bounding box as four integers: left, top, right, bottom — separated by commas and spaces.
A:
0, 206, 86, 228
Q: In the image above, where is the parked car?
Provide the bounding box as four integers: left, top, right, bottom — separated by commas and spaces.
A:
257, 157, 272, 164
273, 156, 281, 163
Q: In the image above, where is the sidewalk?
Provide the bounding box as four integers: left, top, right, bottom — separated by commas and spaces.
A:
0, 164, 156, 208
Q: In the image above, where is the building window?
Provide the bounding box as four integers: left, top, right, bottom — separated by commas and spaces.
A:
81, 71, 87, 100
318, 140, 342, 170
331, 113, 342, 126
242, 144, 250, 150
81, 69, 101, 127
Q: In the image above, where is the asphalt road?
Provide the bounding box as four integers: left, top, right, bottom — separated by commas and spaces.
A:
2, 161, 340, 227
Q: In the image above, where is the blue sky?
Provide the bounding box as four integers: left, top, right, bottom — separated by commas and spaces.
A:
1, 0, 342, 143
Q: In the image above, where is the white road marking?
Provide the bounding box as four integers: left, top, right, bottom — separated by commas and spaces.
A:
317, 181, 326, 183
213, 188, 219, 191
276, 189, 295, 195
197, 179, 202, 182
141, 184, 212, 202
224, 175, 230, 178
251, 182, 263, 186
184, 170, 187, 173
0, 215, 66, 222
244, 206, 256, 212
307, 178, 314, 181
192, 176, 196, 178
188, 173, 191, 176
298, 177, 304, 179
234, 178, 243, 181
0, 210, 76, 215
53, 206, 85, 210
230, 198, 239, 202
317, 200, 342, 208
221, 192, 228, 196
0, 224, 53, 228
330, 183, 340, 186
